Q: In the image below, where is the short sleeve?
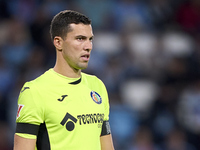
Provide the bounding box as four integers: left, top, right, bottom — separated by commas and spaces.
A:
16, 81, 44, 138
96, 79, 110, 121
102, 83, 110, 121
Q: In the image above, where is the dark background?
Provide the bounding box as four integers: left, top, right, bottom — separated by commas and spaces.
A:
0, 0, 200, 149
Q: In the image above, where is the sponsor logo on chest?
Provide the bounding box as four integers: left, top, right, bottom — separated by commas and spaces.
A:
60, 112, 104, 131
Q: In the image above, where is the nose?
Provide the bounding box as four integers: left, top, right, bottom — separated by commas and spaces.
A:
84, 40, 92, 52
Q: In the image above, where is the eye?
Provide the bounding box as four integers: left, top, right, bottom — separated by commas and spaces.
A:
89, 37, 93, 42
77, 37, 83, 41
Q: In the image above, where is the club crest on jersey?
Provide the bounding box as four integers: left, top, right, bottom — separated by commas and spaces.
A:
90, 91, 102, 104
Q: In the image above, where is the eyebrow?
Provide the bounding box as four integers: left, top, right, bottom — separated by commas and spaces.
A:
76, 35, 94, 40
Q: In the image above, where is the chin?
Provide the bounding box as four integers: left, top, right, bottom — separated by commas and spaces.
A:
80, 66, 88, 70
78, 63, 88, 70
76, 66, 87, 70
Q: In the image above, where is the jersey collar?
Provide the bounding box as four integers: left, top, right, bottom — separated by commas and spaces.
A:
69, 78, 81, 85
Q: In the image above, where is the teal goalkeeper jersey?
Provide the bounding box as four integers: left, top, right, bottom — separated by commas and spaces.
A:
16, 69, 110, 150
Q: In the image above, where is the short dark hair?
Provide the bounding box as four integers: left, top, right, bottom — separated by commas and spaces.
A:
50, 10, 91, 41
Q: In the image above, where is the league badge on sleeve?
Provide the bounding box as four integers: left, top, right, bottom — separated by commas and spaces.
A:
90, 91, 102, 104
17, 104, 24, 118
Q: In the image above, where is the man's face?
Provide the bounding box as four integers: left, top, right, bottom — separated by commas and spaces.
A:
61, 23, 93, 71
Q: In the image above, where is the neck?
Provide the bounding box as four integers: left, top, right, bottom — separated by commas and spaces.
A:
53, 52, 81, 78
53, 64, 81, 78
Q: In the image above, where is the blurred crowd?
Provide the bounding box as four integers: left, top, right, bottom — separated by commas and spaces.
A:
0, 0, 200, 149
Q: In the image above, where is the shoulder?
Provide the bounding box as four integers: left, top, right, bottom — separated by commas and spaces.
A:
20, 69, 53, 95
81, 72, 102, 82
25, 69, 53, 87
82, 72, 105, 86
81, 72, 107, 92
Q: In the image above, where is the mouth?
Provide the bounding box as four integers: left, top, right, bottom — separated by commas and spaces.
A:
81, 54, 90, 61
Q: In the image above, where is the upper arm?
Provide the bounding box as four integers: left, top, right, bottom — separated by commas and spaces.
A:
100, 134, 115, 150
14, 82, 41, 149
14, 134, 36, 150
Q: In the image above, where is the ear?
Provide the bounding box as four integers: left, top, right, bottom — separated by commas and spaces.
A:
53, 36, 63, 51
